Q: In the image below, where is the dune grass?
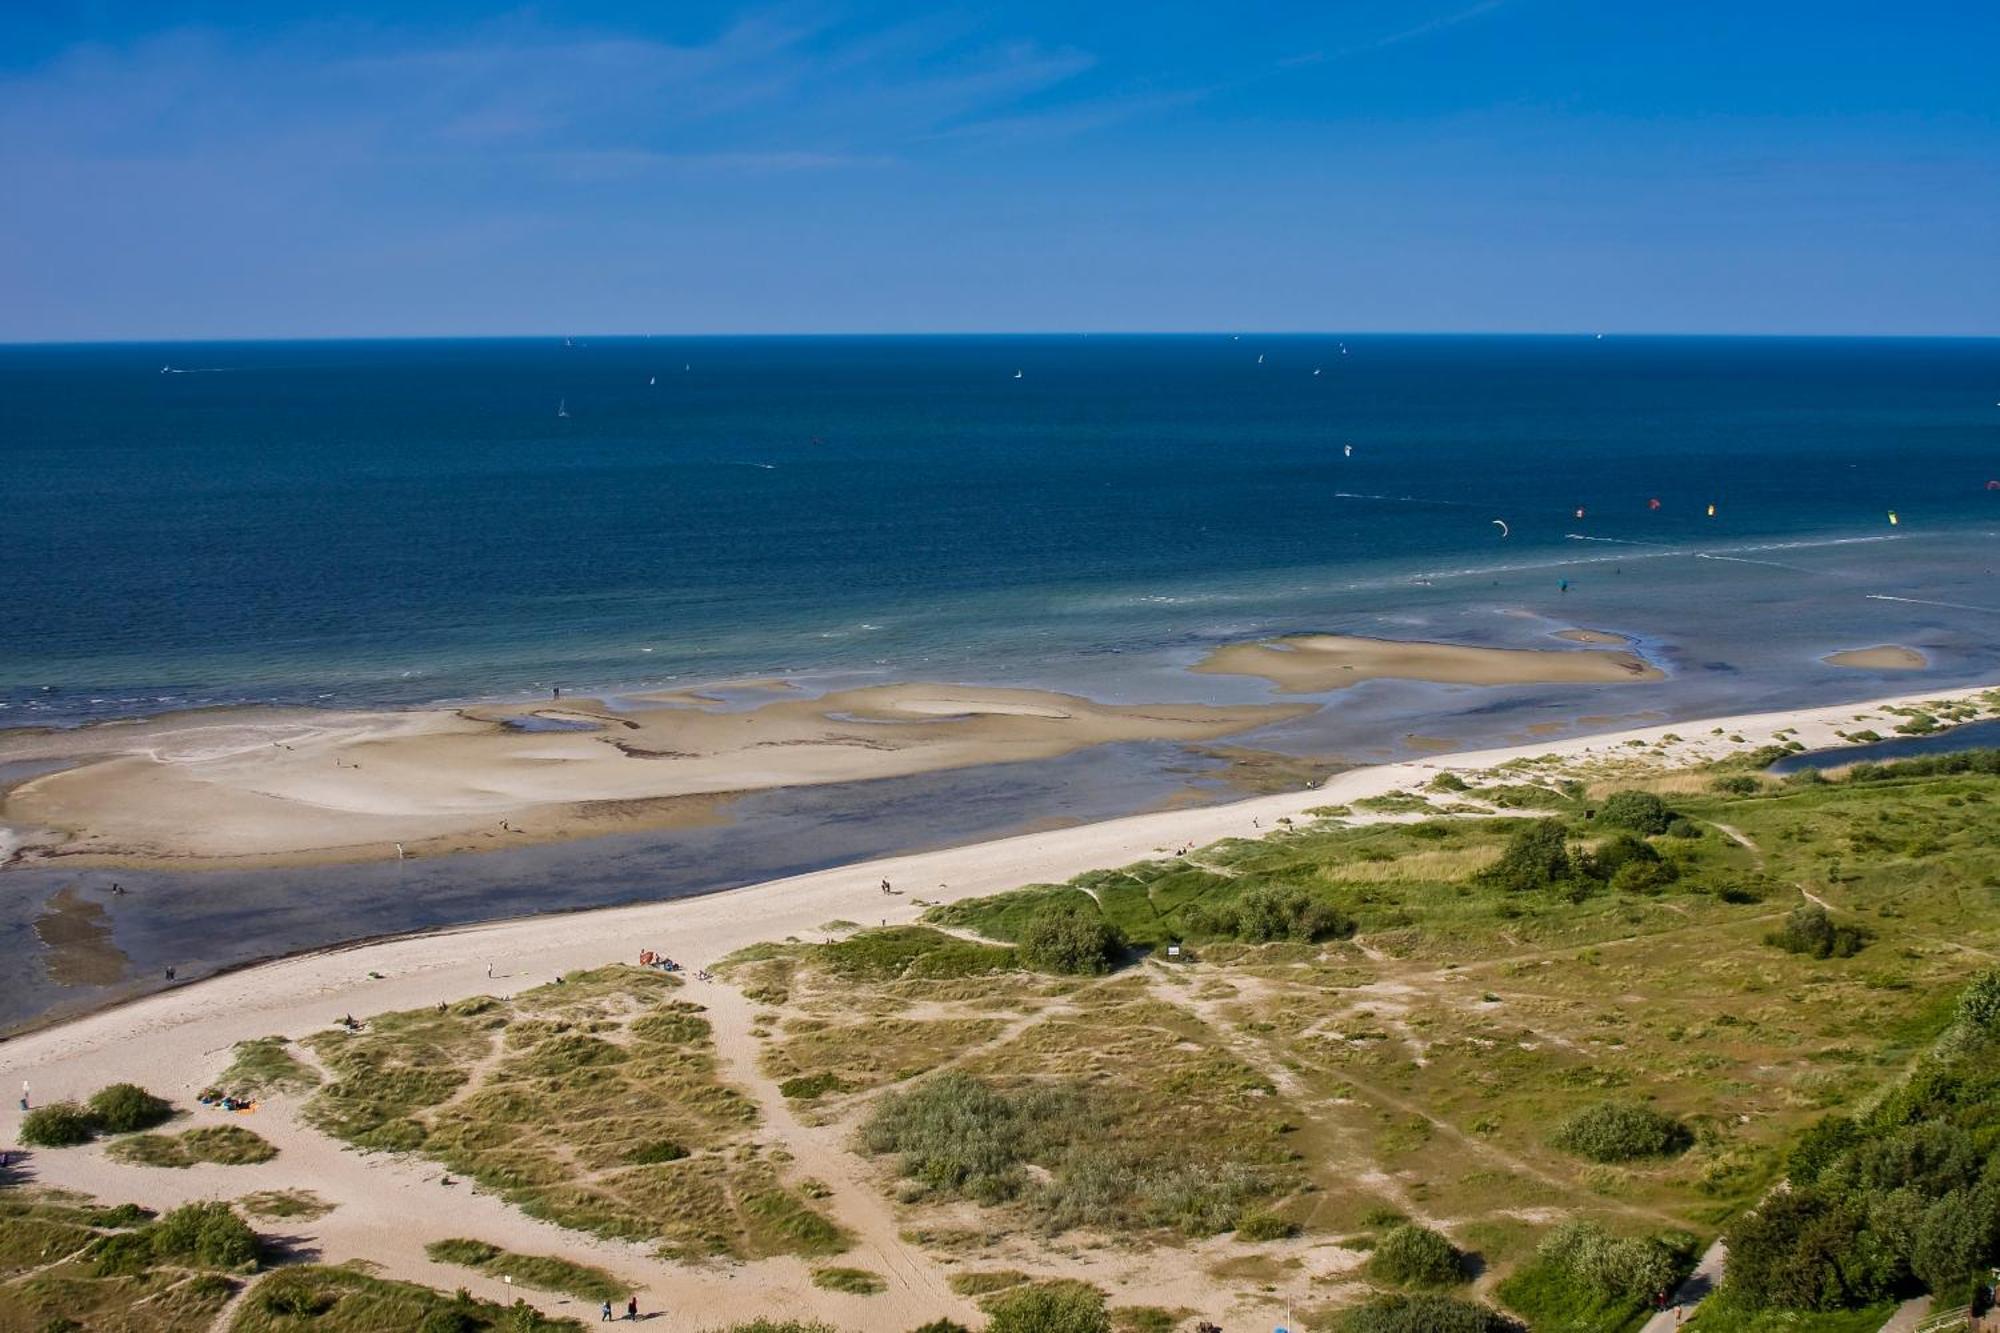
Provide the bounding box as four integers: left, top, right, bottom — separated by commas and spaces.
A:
423, 1237, 628, 1302
301, 966, 845, 1262
213, 1036, 322, 1099
0, 1190, 252, 1332
108, 1124, 278, 1168
808, 1265, 886, 1294
230, 1263, 583, 1331
235, 1190, 333, 1222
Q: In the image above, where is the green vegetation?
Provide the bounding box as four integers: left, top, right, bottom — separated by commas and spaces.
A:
808, 1265, 886, 1294
213, 1037, 322, 1098
1496, 1222, 1691, 1332
1366, 1223, 1464, 1286
861, 1070, 1288, 1236
1705, 965, 2000, 1317
303, 967, 844, 1262
947, 1270, 1028, 1296
236, 1190, 332, 1221
423, 1239, 627, 1302
231, 1265, 582, 1331
1017, 900, 1126, 975
0, 1189, 245, 1331
1181, 882, 1355, 943
88, 1083, 175, 1133
1549, 1102, 1693, 1163
699, 1323, 838, 1333
19, 1101, 98, 1147
982, 1279, 1110, 1333
108, 1124, 277, 1168
1764, 903, 1868, 958
1596, 790, 1675, 836
1479, 819, 1574, 893
1331, 1293, 1518, 1332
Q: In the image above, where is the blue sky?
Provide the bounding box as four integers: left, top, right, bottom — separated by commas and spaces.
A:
2, 2, 1995, 339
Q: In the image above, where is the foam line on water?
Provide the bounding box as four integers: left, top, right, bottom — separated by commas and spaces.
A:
1866, 594, 2000, 615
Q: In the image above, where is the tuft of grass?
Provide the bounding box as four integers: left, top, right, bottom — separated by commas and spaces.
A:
236, 1190, 333, 1222
947, 1270, 1028, 1296
423, 1237, 627, 1303
808, 1265, 886, 1295
231, 1264, 584, 1331
108, 1125, 277, 1169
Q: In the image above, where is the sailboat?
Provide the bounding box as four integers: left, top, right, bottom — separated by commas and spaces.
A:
648, 375, 656, 386
1013, 370, 1023, 379
557, 398, 570, 419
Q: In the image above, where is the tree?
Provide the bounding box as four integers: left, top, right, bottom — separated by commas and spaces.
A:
1550, 1102, 1692, 1163
1017, 902, 1124, 976
1597, 790, 1673, 836
1723, 1190, 1882, 1311
1339, 1293, 1517, 1332
149, 1202, 259, 1270
1911, 1190, 1987, 1294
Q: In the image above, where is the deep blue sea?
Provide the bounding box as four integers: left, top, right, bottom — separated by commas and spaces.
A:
4, 334, 2000, 1030
3, 334, 1997, 726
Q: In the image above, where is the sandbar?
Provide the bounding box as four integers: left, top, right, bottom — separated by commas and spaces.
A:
1193, 632, 1663, 693
1553, 628, 1631, 645
0, 684, 1309, 869
1823, 645, 1928, 671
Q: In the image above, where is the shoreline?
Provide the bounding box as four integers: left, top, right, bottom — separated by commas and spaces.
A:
5, 680, 1990, 1072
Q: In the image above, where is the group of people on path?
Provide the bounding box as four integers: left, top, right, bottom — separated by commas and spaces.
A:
599, 1296, 640, 1320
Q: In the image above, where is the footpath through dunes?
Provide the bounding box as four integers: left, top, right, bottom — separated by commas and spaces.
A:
0, 682, 1311, 869
3, 681, 2000, 1330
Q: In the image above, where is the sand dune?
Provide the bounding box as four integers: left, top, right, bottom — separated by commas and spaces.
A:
1193, 632, 1664, 693
0, 685, 1308, 868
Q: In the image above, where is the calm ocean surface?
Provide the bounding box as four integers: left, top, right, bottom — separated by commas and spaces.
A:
4, 334, 1998, 724
5, 335, 2000, 1030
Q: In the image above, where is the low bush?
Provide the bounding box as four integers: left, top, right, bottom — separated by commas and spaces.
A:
19, 1101, 98, 1147
149, 1201, 260, 1269
1596, 790, 1674, 835
1235, 1209, 1299, 1241
87, 1083, 174, 1133
1367, 1223, 1464, 1286
983, 1279, 1110, 1333
1549, 1102, 1692, 1163
810, 1266, 886, 1295
1765, 904, 1868, 959
1017, 902, 1125, 976
1480, 820, 1573, 893
1337, 1292, 1518, 1332
860, 1073, 1099, 1204
1182, 883, 1354, 944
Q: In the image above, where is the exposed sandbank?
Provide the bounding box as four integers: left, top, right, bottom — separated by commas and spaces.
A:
1552, 628, 1632, 645
0, 685, 1309, 869
1823, 645, 1929, 670
1193, 632, 1664, 693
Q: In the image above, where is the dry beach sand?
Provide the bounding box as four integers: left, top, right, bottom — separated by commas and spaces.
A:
0, 685, 1309, 869
1193, 631, 1664, 692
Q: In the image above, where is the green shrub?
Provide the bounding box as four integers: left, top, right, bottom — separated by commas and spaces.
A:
1596, 790, 1673, 835
1765, 904, 1868, 959
702, 1323, 839, 1333
1534, 1220, 1681, 1300
984, 1279, 1110, 1333
1550, 1102, 1692, 1162
87, 1083, 174, 1133
1711, 774, 1760, 795
860, 1073, 1098, 1204
1367, 1223, 1464, 1286
1017, 902, 1125, 976
1337, 1292, 1517, 1332
19, 1101, 98, 1147
149, 1201, 259, 1269
1183, 883, 1355, 944
907, 1323, 971, 1333
1480, 820, 1573, 893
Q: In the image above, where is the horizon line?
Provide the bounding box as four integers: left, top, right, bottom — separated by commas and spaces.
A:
7, 328, 2000, 349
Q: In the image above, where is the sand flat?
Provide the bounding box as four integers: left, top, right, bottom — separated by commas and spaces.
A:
1823, 644, 1928, 670
1193, 632, 1663, 693
0, 684, 1308, 868
1553, 628, 1631, 645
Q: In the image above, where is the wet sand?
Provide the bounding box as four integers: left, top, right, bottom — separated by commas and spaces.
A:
1823, 645, 1929, 670
1553, 628, 1633, 645
1193, 632, 1664, 693
0, 684, 1308, 869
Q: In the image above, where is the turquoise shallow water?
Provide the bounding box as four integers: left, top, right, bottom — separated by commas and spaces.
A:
4, 334, 1999, 1031
3, 333, 1997, 723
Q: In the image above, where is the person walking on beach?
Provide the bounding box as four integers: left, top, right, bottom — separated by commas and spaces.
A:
599, 1300, 613, 1322
626, 1296, 638, 1320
